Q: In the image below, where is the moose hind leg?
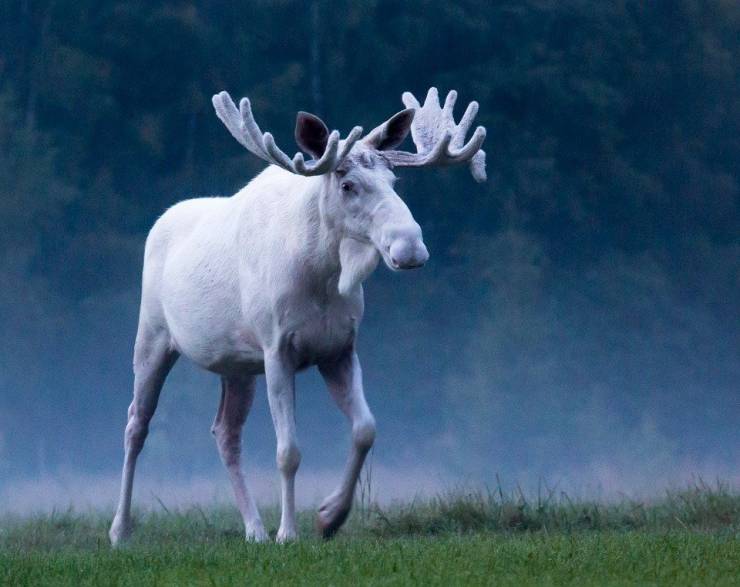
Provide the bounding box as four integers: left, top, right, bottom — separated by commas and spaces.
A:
212, 375, 267, 542
317, 350, 376, 538
109, 332, 178, 546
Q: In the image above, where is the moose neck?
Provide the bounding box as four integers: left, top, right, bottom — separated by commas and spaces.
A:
306, 173, 380, 296
314, 174, 343, 262
281, 174, 343, 284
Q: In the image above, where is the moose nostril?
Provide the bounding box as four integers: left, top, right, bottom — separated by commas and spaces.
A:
389, 238, 427, 269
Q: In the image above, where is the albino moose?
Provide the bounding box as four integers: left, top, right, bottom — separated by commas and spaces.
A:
109, 87, 486, 545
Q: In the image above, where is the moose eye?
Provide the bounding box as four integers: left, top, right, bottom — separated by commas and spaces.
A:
341, 181, 355, 193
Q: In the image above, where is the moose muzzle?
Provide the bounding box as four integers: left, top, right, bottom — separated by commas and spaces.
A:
388, 231, 429, 270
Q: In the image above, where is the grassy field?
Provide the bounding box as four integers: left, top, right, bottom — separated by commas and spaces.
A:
1, 481, 738, 586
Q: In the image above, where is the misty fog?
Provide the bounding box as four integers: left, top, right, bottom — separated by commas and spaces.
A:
1, 1, 738, 513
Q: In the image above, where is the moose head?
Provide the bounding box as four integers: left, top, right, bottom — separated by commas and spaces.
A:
212, 87, 486, 292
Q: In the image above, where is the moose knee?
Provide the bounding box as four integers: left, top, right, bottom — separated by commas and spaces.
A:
276, 442, 301, 475
124, 414, 150, 453
353, 417, 376, 451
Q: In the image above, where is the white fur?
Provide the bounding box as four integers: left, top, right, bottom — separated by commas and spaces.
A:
108, 83, 490, 544
109, 146, 429, 545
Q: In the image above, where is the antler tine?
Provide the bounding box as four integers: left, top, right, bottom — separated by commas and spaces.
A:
212, 91, 257, 152
263, 132, 296, 170
442, 89, 457, 114
213, 90, 360, 176
388, 87, 487, 182
337, 126, 364, 160
453, 100, 478, 147
293, 130, 340, 175
470, 150, 486, 183
238, 97, 294, 171
401, 91, 420, 109
422, 87, 440, 109
448, 125, 486, 162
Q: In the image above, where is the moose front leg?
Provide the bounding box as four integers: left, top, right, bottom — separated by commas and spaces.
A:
317, 350, 376, 538
264, 352, 301, 542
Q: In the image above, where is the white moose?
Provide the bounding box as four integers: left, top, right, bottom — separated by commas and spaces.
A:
109, 87, 486, 545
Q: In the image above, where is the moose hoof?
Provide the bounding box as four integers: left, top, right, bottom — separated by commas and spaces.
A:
316, 498, 351, 539
275, 527, 297, 543
245, 525, 269, 543
109, 518, 132, 547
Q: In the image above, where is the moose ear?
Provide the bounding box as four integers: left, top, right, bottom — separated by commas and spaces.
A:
364, 108, 415, 151
295, 111, 330, 159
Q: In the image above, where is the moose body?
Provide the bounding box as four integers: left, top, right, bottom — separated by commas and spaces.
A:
157, 170, 363, 375
110, 87, 486, 545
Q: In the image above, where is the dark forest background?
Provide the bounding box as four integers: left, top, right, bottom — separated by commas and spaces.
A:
1, 1, 738, 502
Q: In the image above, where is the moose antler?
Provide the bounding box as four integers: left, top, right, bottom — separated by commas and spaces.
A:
384, 87, 487, 182
212, 91, 363, 176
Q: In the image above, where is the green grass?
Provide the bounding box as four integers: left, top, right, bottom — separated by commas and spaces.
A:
2, 480, 738, 586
